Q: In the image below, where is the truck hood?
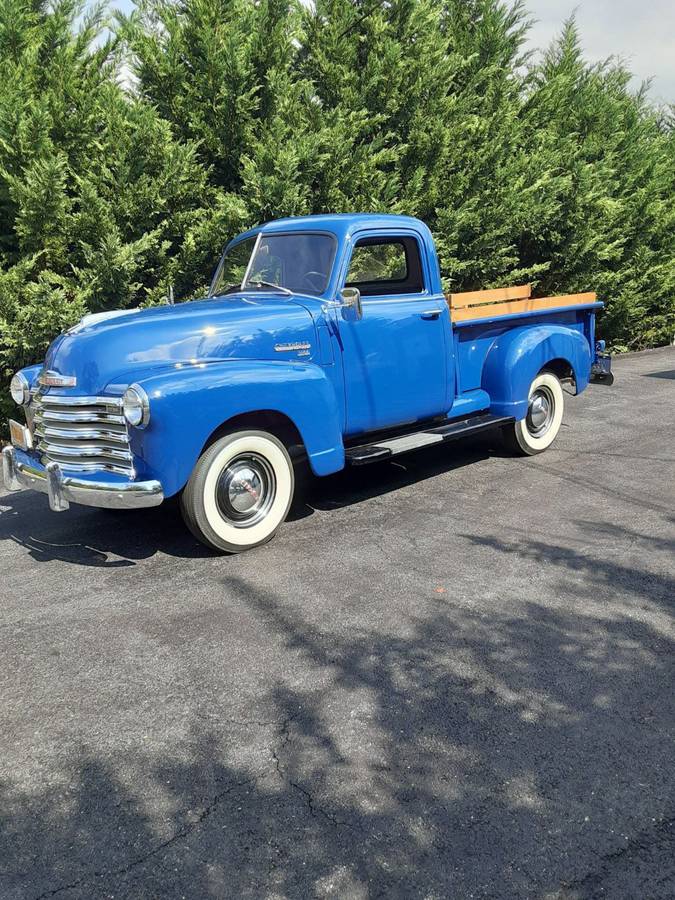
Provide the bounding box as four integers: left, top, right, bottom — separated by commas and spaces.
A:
42, 294, 318, 396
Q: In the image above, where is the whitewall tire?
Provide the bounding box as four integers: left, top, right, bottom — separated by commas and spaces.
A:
502, 371, 564, 455
180, 430, 295, 553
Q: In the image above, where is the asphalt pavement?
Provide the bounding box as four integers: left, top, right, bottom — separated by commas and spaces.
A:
1, 347, 674, 899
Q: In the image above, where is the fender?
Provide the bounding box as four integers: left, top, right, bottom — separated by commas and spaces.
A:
126, 359, 345, 496
481, 325, 592, 420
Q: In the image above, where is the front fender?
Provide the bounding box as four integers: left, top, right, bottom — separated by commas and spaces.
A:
16, 364, 43, 389
126, 359, 345, 496
481, 325, 592, 420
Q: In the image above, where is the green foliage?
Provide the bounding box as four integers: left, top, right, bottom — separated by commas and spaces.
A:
0, 0, 218, 425
518, 21, 675, 348
1, 0, 673, 430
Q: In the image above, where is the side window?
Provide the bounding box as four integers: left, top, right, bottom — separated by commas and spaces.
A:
346, 236, 425, 297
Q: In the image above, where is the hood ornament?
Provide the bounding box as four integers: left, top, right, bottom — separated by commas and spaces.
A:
38, 370, 77, 388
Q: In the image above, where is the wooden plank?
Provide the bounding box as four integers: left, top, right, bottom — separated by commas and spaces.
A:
451, 292, 597, 323
448, 284, 531, 308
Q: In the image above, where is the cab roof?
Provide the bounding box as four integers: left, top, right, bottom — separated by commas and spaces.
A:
233, 213, 431, 245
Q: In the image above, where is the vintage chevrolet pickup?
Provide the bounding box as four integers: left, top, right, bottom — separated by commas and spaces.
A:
3, 214, 612, 552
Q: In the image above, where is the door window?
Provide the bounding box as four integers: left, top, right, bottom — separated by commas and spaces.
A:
346, 236, 425, 296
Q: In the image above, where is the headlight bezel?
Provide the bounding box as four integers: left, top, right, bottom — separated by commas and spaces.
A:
122, 384, 150, 429
10, 372, 30, 406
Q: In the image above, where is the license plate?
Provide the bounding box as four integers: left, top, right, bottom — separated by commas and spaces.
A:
9, 419, 32, 451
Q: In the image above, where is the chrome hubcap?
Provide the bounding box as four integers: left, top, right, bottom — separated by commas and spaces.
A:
526, 387, 555, 436
216, 453, 276, 528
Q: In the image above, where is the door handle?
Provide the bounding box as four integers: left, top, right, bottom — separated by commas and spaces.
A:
420, 309, 441, 320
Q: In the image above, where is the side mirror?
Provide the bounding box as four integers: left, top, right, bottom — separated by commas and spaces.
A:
340, 287, 362, 322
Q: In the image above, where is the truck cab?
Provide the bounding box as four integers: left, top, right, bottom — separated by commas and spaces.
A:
3, 214, 611, 553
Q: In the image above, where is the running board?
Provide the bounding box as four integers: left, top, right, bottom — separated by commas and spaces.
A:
345, 414, 514, 465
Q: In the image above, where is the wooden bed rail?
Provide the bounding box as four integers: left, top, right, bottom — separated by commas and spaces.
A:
447, 284, 597, 323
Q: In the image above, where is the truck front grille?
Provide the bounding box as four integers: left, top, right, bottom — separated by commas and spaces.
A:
31, 393, 134, 477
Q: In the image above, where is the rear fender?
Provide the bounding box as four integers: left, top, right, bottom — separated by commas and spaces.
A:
481, 326, 591, 420
127, 359, 345, 496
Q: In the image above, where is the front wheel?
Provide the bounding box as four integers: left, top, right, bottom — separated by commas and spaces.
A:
180, 430, 295, 553
501, 371, 564, 455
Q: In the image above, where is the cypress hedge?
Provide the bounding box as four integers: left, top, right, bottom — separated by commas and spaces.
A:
1, 0, 673, 429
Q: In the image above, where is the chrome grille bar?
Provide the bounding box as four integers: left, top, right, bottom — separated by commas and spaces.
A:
30, 393, 134, 476
39, 394, 123, 408
35, 424, 129, 445
36, 441, 133, 461
35, 408, 126, 425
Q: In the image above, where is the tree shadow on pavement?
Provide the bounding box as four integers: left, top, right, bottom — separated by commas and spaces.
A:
1, 522, 674, 898
0, 432, 498, 566
0, 491, 214, 565
300, 437, 492, 514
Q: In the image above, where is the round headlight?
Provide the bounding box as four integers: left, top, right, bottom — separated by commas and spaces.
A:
122, 384, 150, 428
10, 372, 30, 406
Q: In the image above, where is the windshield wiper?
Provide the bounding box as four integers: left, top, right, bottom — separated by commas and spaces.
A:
244, 280, 292, 295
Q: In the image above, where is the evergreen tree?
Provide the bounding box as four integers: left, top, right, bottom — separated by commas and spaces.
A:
1, 0, 673, 435
521, 20, 675, 347
0, 0, 214, 427
421, 0, 546, 289
121, 0, 327, 221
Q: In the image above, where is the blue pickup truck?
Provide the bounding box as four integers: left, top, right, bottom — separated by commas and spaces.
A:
3, 214, 611, 552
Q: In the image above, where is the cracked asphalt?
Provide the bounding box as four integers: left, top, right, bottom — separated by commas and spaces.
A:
1, 346, 674, 900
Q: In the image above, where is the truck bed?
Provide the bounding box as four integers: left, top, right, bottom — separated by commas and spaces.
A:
447, 284, 602, 396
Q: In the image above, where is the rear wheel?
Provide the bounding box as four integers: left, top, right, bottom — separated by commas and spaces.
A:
502, 371, 564, 455
180, 430, 294, 553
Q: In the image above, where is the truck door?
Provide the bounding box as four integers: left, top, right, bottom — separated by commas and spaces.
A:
337, 230, 449, 435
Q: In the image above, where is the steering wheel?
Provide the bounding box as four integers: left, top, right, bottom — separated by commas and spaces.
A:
300, 271, 328, 293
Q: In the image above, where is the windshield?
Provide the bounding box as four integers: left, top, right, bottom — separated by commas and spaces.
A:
209, 232, 337, 298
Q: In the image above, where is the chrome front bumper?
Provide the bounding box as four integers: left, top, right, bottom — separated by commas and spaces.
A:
2, 445, 164, 512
